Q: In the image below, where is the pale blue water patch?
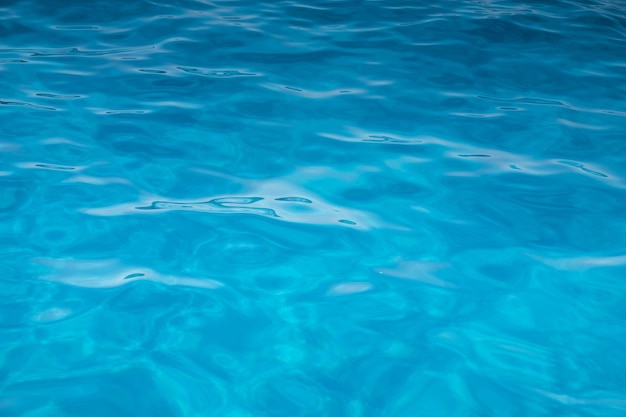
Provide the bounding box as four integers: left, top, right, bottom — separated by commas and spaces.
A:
1, 0, 626, 415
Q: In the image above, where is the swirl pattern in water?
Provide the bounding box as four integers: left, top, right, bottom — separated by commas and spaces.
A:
1, 0, 626, 415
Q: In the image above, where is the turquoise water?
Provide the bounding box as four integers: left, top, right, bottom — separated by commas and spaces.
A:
1, 0, 626, 415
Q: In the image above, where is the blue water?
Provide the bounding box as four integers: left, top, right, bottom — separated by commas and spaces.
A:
1, 0, 626, 415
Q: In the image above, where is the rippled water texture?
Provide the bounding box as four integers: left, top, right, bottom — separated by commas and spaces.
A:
1, 0, 626, 415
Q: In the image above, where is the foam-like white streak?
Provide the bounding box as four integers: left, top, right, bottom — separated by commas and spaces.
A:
320, 127, 625, 187
83, 177, 378, 229
376, 260, 456, 288
530, 254, 626, 270
36, 258, 222, 289
327, 282, 373, 295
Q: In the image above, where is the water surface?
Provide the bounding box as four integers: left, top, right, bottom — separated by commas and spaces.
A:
1, 0, 626, 416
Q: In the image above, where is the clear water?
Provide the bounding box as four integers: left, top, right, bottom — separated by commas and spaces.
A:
1, 0, 626, 415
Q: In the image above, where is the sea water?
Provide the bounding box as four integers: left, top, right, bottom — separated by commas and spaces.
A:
1, 0, 626, 416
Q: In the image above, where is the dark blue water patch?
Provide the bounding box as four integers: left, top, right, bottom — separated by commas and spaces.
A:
150, 78, 200, 89
2, 368, 178, 417
0, 178, 33, 216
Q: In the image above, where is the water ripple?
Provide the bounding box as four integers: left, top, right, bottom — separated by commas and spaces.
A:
36, 258, 223, 290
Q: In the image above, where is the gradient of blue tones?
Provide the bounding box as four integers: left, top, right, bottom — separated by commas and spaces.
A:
1, 0, 626, 415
